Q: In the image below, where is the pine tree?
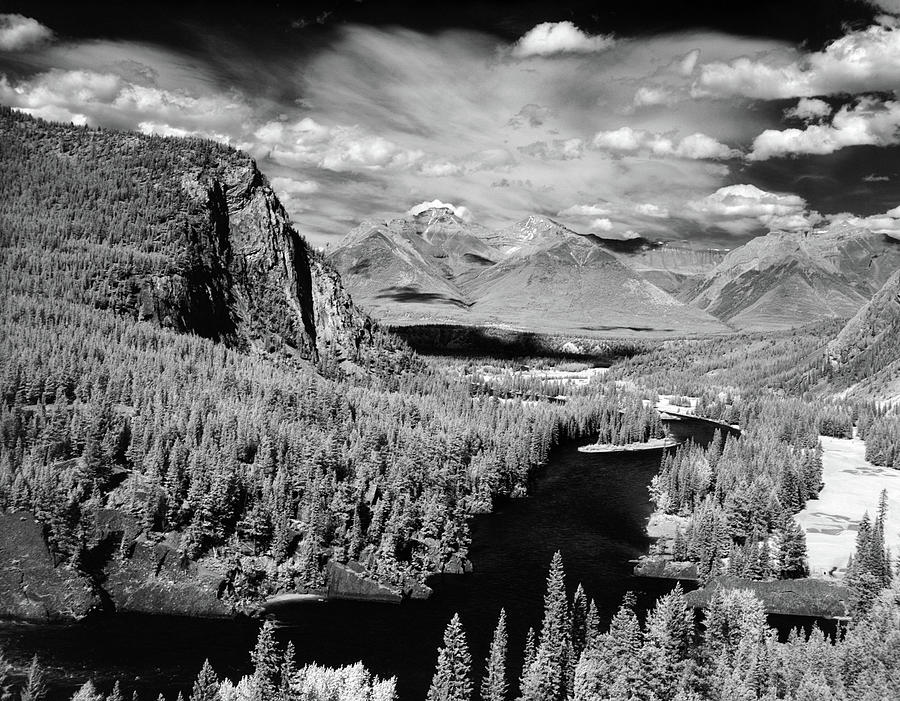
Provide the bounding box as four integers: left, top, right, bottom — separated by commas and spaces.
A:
20, 656, 47, 701
571, 584, 588, 661
481, 610, 508, 701
427, 613, 472, 701
107, 682, 124, 701
0, 651, 13, 701
775, 516, 809, 579
519, 628, 536, 693
190, 659, 220, 701
251, 621, 282, 701
520, 552, 570, 701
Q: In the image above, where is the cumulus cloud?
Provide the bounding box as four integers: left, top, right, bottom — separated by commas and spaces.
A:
407, 199, 473, 222
589, 217, 614, 231
511, 22, 615, 58
632, 86, 674, 108
826, 205, 900, 237
686, 184, 821, 234
254, 117, 424, 171
0, 14, 53, 51
697, 23, 900, 98
785, 98, 832, 122
592, 127, 739, 159
748, 99, 900, 160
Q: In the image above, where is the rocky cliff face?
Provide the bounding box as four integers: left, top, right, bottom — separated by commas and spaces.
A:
171, 162, 372, 362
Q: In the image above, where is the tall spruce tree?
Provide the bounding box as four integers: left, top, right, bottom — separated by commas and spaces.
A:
427, 613, 473, 701
481, 609, 508, 701
519, 552, 570, 701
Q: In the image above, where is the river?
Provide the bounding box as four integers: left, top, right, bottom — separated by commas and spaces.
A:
0, 441, 681, 701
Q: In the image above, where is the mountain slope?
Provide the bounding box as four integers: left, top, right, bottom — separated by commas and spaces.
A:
329, 211, 729, 335
595, 237, 727, 294
469, 217, 728, 333
328, 209, 497, 319
685, 227, 900, 330
1, 107, 370, 363
827, 269, 900, 400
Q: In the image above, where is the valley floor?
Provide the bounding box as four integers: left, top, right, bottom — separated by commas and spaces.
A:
795, 436, 900, 578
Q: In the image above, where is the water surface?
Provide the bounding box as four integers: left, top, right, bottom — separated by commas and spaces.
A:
0, 442, 678, 700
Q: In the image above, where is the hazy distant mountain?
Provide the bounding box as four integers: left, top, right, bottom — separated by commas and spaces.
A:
594, 237, 727, 294
827, 269, 900, 400
329, 210, 730, 335
684, 226, 900, 331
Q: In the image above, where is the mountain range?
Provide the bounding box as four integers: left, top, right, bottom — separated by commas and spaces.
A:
328, 210, 730, 335
329, 209, 900, 335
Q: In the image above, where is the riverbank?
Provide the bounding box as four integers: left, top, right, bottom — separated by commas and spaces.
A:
795, 435, 900, 578
578, 437, 680, 453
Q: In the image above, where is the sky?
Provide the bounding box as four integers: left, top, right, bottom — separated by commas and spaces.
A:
1, 0, 900, 248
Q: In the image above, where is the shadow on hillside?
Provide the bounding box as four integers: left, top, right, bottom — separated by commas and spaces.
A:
389, 323, 643, 362
376, 286, 473, 309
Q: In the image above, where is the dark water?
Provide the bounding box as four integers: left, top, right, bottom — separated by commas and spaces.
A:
0, 442, 682, 701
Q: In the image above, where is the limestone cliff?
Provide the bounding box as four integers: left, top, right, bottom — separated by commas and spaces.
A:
169, 161, 372, 362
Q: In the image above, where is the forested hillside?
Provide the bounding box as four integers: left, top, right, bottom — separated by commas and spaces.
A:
0, 110, 665, 616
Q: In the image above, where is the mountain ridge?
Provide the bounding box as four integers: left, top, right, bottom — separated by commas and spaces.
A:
683, 226, 900, 331
329, 209, 730, 335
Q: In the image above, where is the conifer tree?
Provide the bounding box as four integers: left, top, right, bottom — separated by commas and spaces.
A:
20, 656, 47, 701
251, 621, 282, 701
107, 682, 124, 701
190, 660, 220, 701
519, 552, 570, 701
481, 610, 508, 701
427, 613, 472, 701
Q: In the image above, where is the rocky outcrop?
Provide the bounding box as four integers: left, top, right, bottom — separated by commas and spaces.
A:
632, 556, 698, 580
172, 163, 372, 362
0, 512, 99, 621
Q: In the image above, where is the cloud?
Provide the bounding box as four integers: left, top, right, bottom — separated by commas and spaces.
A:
785, 98, 832, 122
748, 99, 900, 160
589, 217, 614, 231
592, 127, 739, 159
826, 205, 900, 237
507, 104, 555, 128
867, 1, 900, 14
407, 199, 473, 222
632, 86, 674, 108
686, 184, 821, 233
697, 23, 900, 98
635, 203, 670, 218
518, 138, 585, 160
254, 117, 425, 171
510, 22, 615, 58
557, 204, 612, 217
0, 14, 53, 51
864, 173, 891, 181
